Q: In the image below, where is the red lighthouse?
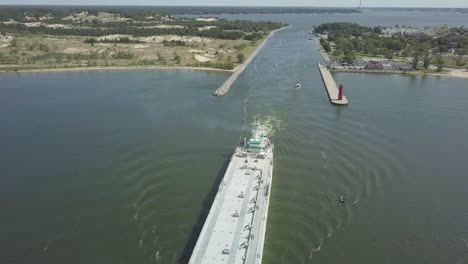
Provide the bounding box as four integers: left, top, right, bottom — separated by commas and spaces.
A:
338, 83, 344, 100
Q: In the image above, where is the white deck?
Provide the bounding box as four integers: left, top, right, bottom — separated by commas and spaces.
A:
189, 146, 274, 264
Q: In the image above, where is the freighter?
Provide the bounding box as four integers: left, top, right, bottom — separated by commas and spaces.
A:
189, 120, 274, 264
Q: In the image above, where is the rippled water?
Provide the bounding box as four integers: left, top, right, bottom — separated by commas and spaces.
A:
1, 10, 468, 264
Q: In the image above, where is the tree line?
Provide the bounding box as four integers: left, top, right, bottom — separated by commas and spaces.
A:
315, 22, 467, 69
84, 37, 143, 44
0, 23, 266, 40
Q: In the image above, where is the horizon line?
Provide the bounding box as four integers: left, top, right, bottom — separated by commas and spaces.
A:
0, 4, 467, 9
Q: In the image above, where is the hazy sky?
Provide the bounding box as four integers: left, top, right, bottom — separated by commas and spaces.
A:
0, 0, 467, 8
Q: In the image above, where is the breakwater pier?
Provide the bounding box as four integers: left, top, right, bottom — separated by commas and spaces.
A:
317, 63, 349, 105
213, 27, 287, 96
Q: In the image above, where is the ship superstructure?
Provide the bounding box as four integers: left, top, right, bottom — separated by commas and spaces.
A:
189, 120, 274, 264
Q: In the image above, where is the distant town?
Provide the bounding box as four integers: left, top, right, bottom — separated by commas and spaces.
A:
313, 22, 467, 76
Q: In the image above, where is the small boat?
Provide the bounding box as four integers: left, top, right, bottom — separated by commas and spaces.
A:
274, 64, 278, 67
338, 195, 346, 203
295, 83, 302, 89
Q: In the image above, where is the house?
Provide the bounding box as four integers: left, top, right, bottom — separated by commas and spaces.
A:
328, 61, 342, 69
351, 59, 367, 69
399, 65, 413, 71
390, 61, 413, 71
382, 63, 393, 70
353, 58, 367, 66
366, 62, 384, 70
341, 61, 352, 67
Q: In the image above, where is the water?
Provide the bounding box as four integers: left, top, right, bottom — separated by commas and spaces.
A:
1, 10, 468, 264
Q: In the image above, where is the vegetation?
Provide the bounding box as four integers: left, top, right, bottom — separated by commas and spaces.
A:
237, 53, 245, 63
0, 24, 267, 40
244, 32, 264, 42
112, 51, 134, 59
0, 8, 284, 41
0, 7, 284, 71
84, 37, 143, 44
434, 55, 444, 72
319, 38, 331, 52
315, 22, 468, 68
162, 40, 186, 47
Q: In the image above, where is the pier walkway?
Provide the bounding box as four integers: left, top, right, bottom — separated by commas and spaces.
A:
317, 63, 349, 105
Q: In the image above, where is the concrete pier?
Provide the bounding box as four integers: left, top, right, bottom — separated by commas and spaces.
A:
317, 63, 349, 105
213, 27, 286, 96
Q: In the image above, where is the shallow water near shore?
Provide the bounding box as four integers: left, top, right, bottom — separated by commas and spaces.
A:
1, 10, 468, 264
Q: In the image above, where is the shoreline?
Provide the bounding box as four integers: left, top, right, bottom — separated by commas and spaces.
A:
330, 68, 468, 79
0, 65, 235, 74
313, 37, 330, 63
0, 28, 290, 76
312, 36, 468, 79
213, 26, 290, 96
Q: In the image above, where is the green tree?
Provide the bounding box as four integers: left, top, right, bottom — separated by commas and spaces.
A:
402, 46, 414, 58
322, 40, 331, 52
157, 52, 166, 64
423, 53, 432, 69
174, 52, 181, 64
225, 61, 234, 70
237, 53, 245, 63
113, 51, 134, 59
453, 52, 466, 67
434, 55, 444, 72
385, 51, 394, 60
10, 38, 17, 47
332, 49, 344, 58
343, 49, 356, 62
412, 51, 420, 69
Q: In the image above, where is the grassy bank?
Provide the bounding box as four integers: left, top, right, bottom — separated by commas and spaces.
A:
0, 33, 267, 72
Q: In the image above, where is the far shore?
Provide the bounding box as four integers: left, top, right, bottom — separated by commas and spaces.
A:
330, 67, 468, 79
313, 37, 468, 79
0, 29, 291, 76
0, 65, 235, 74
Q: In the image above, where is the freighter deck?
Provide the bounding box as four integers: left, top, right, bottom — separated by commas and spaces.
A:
189, 145, 274, 264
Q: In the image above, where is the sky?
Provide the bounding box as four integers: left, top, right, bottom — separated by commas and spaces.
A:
0, 0, 467, 8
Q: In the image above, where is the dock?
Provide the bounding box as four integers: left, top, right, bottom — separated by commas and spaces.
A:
317, 63, 349, 105
213, 27, 287, 96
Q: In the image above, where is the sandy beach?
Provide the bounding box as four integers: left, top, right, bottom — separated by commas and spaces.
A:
0, 29, 290, 76
0, 65, 235, 74
429, 68, 468, 79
